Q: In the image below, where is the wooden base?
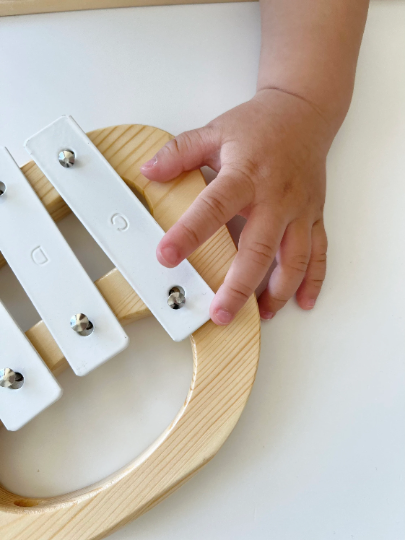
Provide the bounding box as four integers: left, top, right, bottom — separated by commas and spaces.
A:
0, 124, 260, 539
0, 0, 255, 18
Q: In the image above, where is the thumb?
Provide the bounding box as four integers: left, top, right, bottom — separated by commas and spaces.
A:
140, 126, 219, 182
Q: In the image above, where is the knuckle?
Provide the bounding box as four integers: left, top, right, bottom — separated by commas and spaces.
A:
316, 233, 328, 250
178, 221, 201, 248
175, 129, 207, 156
227, 281, 252, 303
163, 137, 182, 158
268, 293, 289, 306
201, 192, 230, 223
312, 252, 327, 265
162, 128, 212, 169
306, 263, 327, 288
233, 154, 266, 182
176, 131, 195, 155
285, 253, 310, 274
306, 259, 327, 286
307, 277, 325, 291
245, 241, 275, 269
241, 157, 261, 179
226, 162, 257, 198
192, 128, 209, 149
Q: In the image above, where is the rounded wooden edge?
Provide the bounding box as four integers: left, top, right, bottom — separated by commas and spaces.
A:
0, 0, 255, 18
0, 125, 260, 540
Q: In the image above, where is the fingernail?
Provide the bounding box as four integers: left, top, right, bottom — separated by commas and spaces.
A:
261, 311, 275, 320
158, 245, 180, 267
141, 156, 157, 170
214, 308, 234, 325
306, 299, 316, 309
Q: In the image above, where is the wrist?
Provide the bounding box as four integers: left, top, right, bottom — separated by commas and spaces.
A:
252, 86, 344, 151
257, 74, 353, 133
257, 0, 369, 132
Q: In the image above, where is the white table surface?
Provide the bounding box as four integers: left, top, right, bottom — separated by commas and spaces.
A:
0, 2, 404, 538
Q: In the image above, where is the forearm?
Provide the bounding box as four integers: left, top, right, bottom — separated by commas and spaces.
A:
258, 0, 369, 129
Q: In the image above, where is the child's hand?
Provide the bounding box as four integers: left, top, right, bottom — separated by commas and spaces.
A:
141, 88, 334, 324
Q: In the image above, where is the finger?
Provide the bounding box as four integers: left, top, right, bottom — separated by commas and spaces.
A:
156, 170, 253, 267
296, 219, 328, 309
257, 220, 311, 319
210, 208, 286, 325
140, 126, 220, 182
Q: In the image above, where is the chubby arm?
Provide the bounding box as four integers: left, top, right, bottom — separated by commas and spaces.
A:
141, 0, 369, 324
258, 0, 369, 129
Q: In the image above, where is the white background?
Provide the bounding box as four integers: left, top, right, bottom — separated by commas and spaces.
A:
0, 1, 404, 539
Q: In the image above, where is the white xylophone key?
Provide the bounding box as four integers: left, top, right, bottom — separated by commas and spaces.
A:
0, 148, 129, 376
0, 301, 62, 431
25, 116, 215, 342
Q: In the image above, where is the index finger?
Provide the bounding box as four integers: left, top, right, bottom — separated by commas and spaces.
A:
156, 170, 254, 268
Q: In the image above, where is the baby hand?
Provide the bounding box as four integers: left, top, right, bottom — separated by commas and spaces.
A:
141, 89, 332, 324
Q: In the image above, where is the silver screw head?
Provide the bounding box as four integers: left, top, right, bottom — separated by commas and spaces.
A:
167, 286, 186, 310
70, 313, 94, 336
58, 149, 75, 168
0, 368, 24, 389
0, 181, 6, 196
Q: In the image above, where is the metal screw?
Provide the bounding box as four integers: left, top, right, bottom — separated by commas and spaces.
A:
0, 181, 6, 196
0, 368, 24, 390
58, 149, 75, 168
70, 313, 94, 336
167, 286, 186, 310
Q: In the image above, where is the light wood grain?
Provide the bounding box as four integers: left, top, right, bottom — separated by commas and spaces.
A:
0, 124, 260, 540
0, 0, 255, 17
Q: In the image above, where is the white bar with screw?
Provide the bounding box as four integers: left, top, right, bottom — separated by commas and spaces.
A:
0, 148, 129, 376
25, 116, 215, 341
0, 301, 62, 431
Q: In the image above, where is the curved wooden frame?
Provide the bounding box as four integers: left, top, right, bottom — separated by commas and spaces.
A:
0, 125, 260, 540
0, 0, 255, 18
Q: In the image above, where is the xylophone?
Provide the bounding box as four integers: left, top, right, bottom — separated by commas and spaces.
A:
0, 117, 260, 540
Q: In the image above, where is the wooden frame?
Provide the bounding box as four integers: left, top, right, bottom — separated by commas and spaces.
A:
0, 0, 254, 18
0, 124, 261, 539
